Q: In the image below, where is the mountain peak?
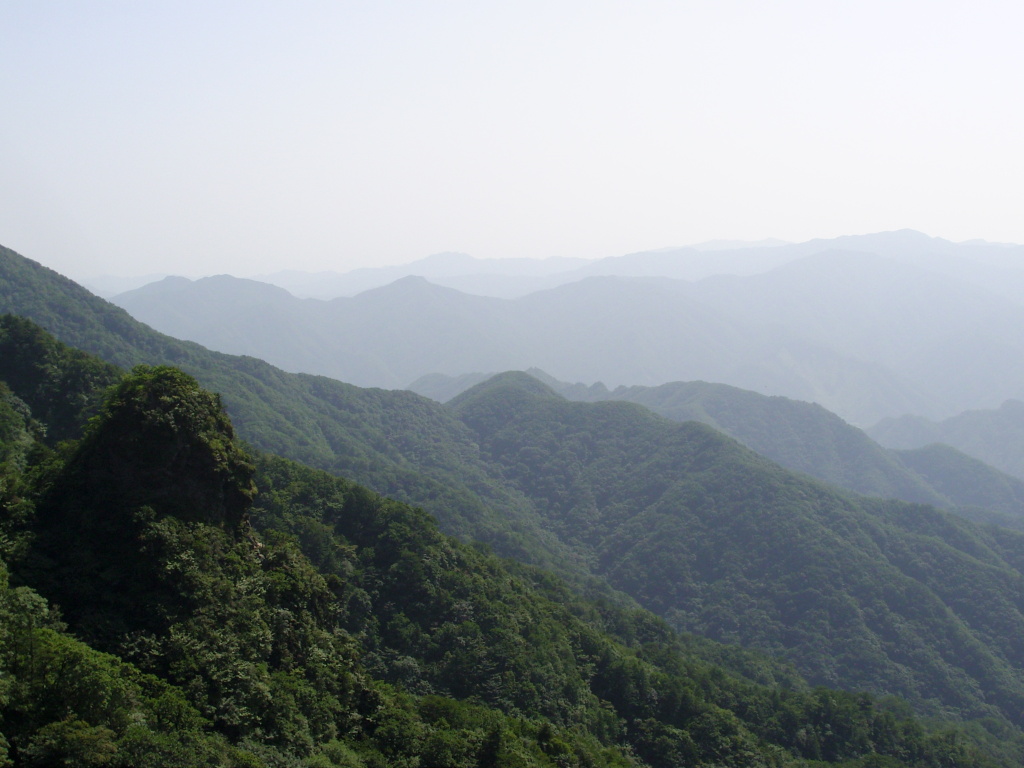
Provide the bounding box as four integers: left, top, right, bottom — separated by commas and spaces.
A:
362, 274, 438, 294
451, 370, 561, 405
448, 371, 563, 433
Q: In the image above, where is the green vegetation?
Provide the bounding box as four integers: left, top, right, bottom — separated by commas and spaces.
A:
7, 245, 1024, 764
0, 357, 1014, 766
893, 443, 1024, 526
449, 372, 1024, 727
0, 315, 121, 445
418, 371, 1024, 525
533, 373, 1024, 521
0, 247, 574, 577
567, 379, 947, 505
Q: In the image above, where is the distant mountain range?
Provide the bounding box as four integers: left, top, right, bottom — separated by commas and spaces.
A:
10, 240, 1024, 732
110, 230, 1024, 425
869, 399, 1024, 481
246, 229, 1024, 301
84, 230, 1024, 302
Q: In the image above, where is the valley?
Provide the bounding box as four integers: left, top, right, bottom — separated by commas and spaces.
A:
4, 237, 1024, 766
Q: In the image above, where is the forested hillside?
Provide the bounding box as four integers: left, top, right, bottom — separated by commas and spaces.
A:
448, 372, 1024, 726
8, 243, 1024, 759
415, 371, 1024, 525
562, 379, 948, 505
568, 378, 1024, 524
0, 246, 579, 579
2, 335, 1004, 766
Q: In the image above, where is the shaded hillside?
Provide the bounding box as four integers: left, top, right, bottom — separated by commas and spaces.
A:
0, 314, 122, 444
449, 372, 1024, 725
894, 443, 1024, 527
682, 249, 1024, 420
586, 379, 1024, 523
11, 244, 1024, 736
564, 378, 946, 506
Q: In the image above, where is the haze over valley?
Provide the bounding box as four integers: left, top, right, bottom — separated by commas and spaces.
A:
5, 2, 1024, 765
110, 229, 1024, 428
6, 238, 1024, 767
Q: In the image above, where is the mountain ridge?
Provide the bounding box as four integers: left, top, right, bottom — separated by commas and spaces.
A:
10, 241, 1024, 734
112, 268, 930, 424
414, 370, 1024, 522
2, 335, 1011, 767
108, 232, 1024, 424
870, 399, 1024, 481
444, 372, 1024, 724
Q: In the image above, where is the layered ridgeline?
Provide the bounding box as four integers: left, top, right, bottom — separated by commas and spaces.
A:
2, 348, 1004, 765
412, 371, 1024, 527
175, 230, 1023, 303
247, 230, 1024, 305
870, 400, 1024, 483
7, 244, 1024, 734
108, 271, 916, 427
568, 379, 1024, 528
0, 246, 580, 578
447, 372, 1024, 727
109, 232, 1024, 425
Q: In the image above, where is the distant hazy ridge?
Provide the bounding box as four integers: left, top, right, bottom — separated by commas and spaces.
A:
112, 230, 1024, 426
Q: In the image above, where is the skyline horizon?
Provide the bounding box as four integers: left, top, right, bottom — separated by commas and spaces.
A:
4, 4, 1022, 283
14, 226, 1023, 286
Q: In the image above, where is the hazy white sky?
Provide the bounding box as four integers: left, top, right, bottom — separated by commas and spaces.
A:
2, 1, 1022, 281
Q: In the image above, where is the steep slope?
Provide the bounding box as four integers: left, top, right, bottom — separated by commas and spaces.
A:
419, 370, 1024, 523
893, 443, 1024, 526
568, 378, 946, 506
0, 245, 576, 576
3, 351, 1001, 767
11, 244, 1024, 736
0, 314, 122, 444
449, 373, 1024, 725
583, 379, 1024, 522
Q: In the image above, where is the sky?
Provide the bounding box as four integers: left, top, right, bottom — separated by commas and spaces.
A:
2, 1, 1023, 282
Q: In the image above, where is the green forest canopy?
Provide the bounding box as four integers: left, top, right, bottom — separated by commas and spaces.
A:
0, 325, 1015, 766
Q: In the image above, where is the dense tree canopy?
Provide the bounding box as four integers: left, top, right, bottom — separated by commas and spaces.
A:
449, 372, 1024, 726
0, 328, 1016, 766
